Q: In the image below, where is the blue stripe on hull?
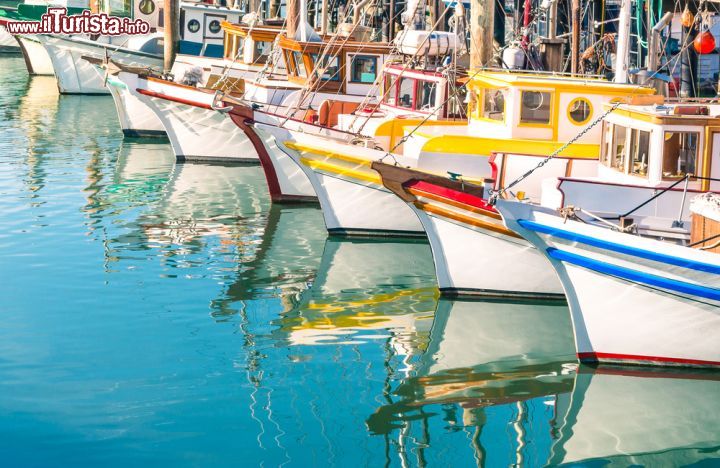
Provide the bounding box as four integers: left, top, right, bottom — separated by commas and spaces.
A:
547, 247, 720, 302
518, 219, 720, 275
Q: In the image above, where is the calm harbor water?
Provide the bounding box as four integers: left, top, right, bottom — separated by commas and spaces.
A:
0, 56, 718, 466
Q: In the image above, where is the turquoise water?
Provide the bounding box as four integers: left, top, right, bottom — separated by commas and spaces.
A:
0, 56, 718, 466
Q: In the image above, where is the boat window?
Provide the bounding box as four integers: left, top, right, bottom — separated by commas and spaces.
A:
292, 51, 307, 78
568, 97, 592, 125
349, 55, 378, 83
600, 121, 613, 166
398, 77, 415, 109
311, 54, 340, 81
383, 75, 398, 105
482, 89, 505, 121
611, 125, 628, 171
109, 0, 131, 17
629, 129, 651, 177
255, 41, 271, 62
416, 81, 437, 111
663, 132, 699, 178
520, 91, 552, 124
446, 84, 467, 119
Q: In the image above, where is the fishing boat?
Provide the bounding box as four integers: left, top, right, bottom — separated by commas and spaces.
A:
0, 0, 89, 73
497, 195, 719, 368
242, 29, 468, 202
0, 3, 19, 53
231, 9, 469, 203
102, 18, 282, 139
113, 19, 284, 158
372, 98, 720, 301
34, 1, 243, 95
286, 72, 653, 236
550, 366, 720, 464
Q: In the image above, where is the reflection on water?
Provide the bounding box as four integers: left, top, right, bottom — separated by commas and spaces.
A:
0, 55, 718, 466
552, 366, 720, 466
368, 299, 577, 467
278, 239, 437, 349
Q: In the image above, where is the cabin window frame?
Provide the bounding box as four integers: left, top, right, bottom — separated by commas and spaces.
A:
518, 90, 554, 127
567, 97, 593, 126
602, 122, 629, 171
445, 82, 467, 120
383, 73, 399, 106
415, 79, 439, 114
253, 41, 272, 64
478, 87, 506, 123
662, 130, 701, 180
349, 55, 379, 84
310, 53, 341, 82
292, 51, 308, 79
397, 76, 417, 110
628, 128, 652, 178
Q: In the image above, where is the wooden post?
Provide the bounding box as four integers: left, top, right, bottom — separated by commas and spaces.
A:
570, 0, 580, 74
163, 0, 179, 73
320, 0, 328, 35
270, 0, 282, 18
470, 0, 495, 68
286, 0, 299, 37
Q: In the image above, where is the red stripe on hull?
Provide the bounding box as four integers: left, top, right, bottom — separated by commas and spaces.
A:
405, 180, 496, 212
578, 352, 720, 368
136, 88, 215, 110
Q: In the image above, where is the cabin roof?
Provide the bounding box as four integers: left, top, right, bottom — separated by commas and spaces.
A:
607, 102, 720, 126
470, 70, 655, 95
220, 21, 283, 41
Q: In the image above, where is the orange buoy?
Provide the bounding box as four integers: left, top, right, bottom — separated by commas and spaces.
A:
694, 30, 716, 54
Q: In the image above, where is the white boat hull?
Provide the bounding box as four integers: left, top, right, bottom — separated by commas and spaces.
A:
287, 136, 424, 236
499, 200, 720, 368
132, 78, 258, 162
16, 35, 53, 75
0, 25, 19, 53
417, 207, 563, 297
106, 72, 166, 138
38, 35, 163, 94
252, 122, 317, 202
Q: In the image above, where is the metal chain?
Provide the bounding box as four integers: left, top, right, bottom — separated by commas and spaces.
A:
488, 99, 623, 204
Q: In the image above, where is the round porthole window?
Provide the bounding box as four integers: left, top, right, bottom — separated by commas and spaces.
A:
138, 0, 155, 15
187, 19, 200, 33
568, 98, 592, 125
522, 91, 545, 110
208, 20, 222, 34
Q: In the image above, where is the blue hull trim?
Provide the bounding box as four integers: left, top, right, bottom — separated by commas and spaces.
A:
547, 247, 720, 301
518, 219, 720, 275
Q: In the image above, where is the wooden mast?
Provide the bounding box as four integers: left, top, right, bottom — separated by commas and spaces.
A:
470, 0, 495, 68
570, 0, 580, 74
287, 0, 299, 37
163, 0, 179, 72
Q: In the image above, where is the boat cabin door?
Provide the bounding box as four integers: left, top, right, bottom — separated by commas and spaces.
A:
706, 127, 720, 191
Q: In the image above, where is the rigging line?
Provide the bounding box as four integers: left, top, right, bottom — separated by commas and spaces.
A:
278, 0, 386, 117
349, 1, 457, 135
279, 8, 374, 125
488, 95, 640, 204
285, 0, 436, 128
376, 66, 487, 164
294, 0, 395, 113
345, 1, 447, 131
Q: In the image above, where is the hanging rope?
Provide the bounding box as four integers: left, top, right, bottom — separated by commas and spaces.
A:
488, 99, 624, 205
